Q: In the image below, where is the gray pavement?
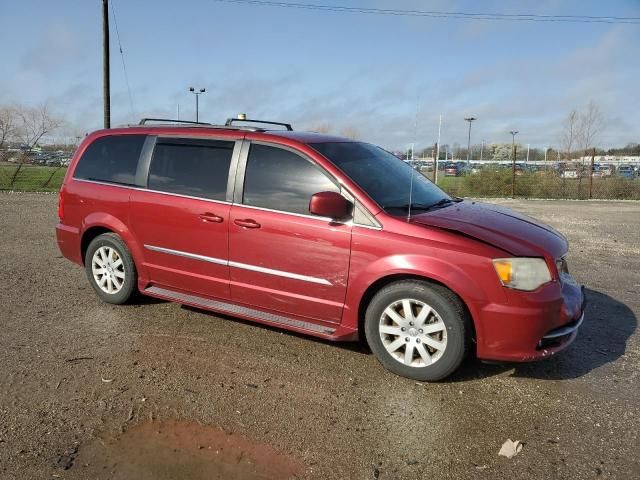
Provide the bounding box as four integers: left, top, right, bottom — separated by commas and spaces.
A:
0, 192, 638, 479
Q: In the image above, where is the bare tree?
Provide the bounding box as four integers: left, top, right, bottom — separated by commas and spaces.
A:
576, 101, 603, 196
8, 104, 63, 188
577, 100, 604, 155
16, 104, 64, 149
339, 126, 361, 140
0, 106, 19, 149
561, 109, 579, 162
310, 123, 331, 134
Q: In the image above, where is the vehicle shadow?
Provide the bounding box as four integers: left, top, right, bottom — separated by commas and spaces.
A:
180, 305, 372, 356
177, 287, 635, 377
132, 294, 167, 305
450, 287, 637, 381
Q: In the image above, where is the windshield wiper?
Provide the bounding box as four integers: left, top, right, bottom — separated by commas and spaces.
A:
384, 198, 456, 212
425, 198, 455, 209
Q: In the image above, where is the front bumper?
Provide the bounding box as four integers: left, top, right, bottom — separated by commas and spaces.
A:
537, 308, 584, 350
475, 281, 586, 362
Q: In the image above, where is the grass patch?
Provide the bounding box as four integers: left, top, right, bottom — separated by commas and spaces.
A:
0, 165, 67, 192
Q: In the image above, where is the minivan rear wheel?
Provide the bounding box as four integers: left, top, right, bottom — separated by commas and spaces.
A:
364, 280, 471, 381
84, 233, 137, 305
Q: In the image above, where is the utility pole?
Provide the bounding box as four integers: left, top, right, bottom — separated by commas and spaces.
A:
510, 130, 518, 198
526, 143, 530, 163
464, 117, 476, 162
102, 0, 110, 128
480, 139, 484, 162
588, 147, 595, 199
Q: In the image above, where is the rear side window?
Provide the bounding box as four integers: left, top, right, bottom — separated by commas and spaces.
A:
73, 135, 145, 185
148, 139, 234, 201
243, 144, 338, 215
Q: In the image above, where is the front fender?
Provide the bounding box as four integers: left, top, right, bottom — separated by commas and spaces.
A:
342, 252, 508, 347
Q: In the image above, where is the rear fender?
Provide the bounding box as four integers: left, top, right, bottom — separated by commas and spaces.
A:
82, 212, 148, 282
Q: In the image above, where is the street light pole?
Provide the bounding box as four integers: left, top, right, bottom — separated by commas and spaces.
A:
510, 130, 518, 198
189, 87, 206, 122
464, 117, 476, 162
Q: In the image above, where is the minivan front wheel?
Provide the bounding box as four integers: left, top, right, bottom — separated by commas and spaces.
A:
364, 280, 471, 381
85, 233, 137, 305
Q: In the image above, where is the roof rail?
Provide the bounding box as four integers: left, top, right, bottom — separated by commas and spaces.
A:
138, 118, 212, 126
225, 118, 293, 131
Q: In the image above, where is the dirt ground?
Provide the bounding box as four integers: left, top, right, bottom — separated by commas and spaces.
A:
0, 192, 638, 480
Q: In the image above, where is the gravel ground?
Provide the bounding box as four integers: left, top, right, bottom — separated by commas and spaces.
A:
0, 192, 638, 479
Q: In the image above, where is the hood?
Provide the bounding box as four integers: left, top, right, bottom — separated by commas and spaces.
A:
410, 201, 568, 258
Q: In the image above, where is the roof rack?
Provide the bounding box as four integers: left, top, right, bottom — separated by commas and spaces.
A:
225, 118, 293, 131
138, 118, 212, 126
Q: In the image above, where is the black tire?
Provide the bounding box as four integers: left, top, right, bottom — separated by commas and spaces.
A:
364, 280, 471, 381
84, 233, 137, 305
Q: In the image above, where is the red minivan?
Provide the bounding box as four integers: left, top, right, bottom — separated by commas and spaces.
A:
56, 118, 585, 381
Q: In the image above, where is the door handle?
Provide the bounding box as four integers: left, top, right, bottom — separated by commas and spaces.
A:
234, 218, 261, 229
199, 212, 224, 223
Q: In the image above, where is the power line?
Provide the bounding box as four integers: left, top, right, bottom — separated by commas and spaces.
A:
110, 0, 136, 119
211, 0, 640, 25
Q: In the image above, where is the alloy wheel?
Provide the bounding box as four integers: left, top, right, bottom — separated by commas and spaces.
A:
91, 246, 125, 294
379, 298, 448, 367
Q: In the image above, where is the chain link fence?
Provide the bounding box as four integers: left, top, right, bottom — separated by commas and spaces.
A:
410, 159, 640, 200
0, 150, 69, 192
2, 149, 640, 199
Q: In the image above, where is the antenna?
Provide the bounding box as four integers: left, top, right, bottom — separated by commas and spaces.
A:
407, 161, 415, 221
407, 96, 420, 221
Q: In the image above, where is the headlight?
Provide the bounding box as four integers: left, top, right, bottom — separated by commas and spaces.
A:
492, 258, 551, 291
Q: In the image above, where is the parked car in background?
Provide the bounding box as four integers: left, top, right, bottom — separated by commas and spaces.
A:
598, 164, 614, 177
56, 117, 586, 381
617, 165, 636, 178
444, 161, 471, 177
592, 164, 605, 178
560, 167, 578, 179
514, 163, 530, 176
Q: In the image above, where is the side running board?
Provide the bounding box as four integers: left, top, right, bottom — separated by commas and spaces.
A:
144, 286, 336, 335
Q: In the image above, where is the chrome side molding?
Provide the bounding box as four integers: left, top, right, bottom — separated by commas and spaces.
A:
144, 244, 332, 286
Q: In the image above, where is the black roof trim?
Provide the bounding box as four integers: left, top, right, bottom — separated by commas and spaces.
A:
225, 118, 293, 131
139, 118, 213, 126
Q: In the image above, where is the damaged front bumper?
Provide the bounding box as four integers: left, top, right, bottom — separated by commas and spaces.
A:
475, 282, 586, 362
536, 286, 586, 352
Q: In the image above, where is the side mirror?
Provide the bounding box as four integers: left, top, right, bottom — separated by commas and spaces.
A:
309, 191, 351, 220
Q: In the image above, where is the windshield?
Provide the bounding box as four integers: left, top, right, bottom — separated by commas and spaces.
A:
310, 142, 451, 215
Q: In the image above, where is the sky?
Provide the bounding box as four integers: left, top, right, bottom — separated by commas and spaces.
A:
1, 0, 639, 151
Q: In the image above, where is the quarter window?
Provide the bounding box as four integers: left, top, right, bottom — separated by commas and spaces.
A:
148, 139, 234, 201
243, 144, 339, 215
73, 134, 146, 185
